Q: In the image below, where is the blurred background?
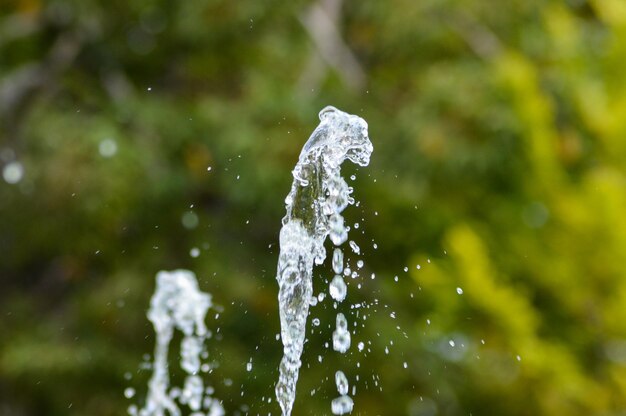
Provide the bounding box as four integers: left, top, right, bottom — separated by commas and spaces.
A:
2, 0, 626, 415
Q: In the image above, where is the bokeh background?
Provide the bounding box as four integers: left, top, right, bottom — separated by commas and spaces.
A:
2, 0, 626, 415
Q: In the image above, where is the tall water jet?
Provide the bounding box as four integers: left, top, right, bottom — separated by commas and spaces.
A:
130, 269, 224, 416
275, 106, 373, 416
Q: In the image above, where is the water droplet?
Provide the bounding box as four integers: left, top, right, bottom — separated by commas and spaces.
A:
2, 161, 24, 184
190, 247, 200, 258
329, 275, 347, 302
335, 371, 349, 395
124, 387, 135, 399
181, 211, 199, 229
349, 241, 360, 255
456, 287, 463, 295
99, 138, 117, 157
332, 248, 344, 274
333, 313, 351, 353
246, 362, 253, 371
331, 395, 354, 415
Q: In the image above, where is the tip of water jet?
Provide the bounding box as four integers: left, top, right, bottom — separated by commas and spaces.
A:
319, 105, 339, 120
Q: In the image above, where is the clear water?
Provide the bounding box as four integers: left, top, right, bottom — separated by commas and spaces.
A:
274, 106, 373, 416
131, 270, 224, 416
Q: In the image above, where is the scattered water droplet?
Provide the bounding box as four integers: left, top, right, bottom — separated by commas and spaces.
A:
333, 313, 351, 353
329, 275, 347, 302
99, 138, 118, 158
349, 241, 360, 255
331, 395, 354, 415
124, 387, 135, 399
332, 248, 344, 274
2, 161, 24, 184
335, 371, 349, 395
181, 211, 199, 229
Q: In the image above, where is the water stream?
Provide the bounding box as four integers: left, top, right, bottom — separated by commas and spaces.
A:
131, 270, 223, 416
274, 106, 373, 416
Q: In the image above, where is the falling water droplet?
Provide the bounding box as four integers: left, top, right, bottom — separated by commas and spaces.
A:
2, 161, 24, 184
335, 371, 349, 395
331, 395, 354, 415
99, 139, 118, 158
333, 313, 351, 353
329, 275, 347, 302
349, 241, 361, 255
333, 248, 344, 274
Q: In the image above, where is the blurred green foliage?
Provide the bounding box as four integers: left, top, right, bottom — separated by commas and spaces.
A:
2, 0, 626, 415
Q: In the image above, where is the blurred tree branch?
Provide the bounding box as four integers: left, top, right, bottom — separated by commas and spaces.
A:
297, 0, 365, 93
0, 29, 82, 140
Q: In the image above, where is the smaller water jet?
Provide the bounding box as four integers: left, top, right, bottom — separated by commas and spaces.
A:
130, 269, 223, 416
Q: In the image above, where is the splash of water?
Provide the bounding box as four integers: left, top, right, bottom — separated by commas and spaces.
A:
131, 269, 224, 416
275, 106, 373, 416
